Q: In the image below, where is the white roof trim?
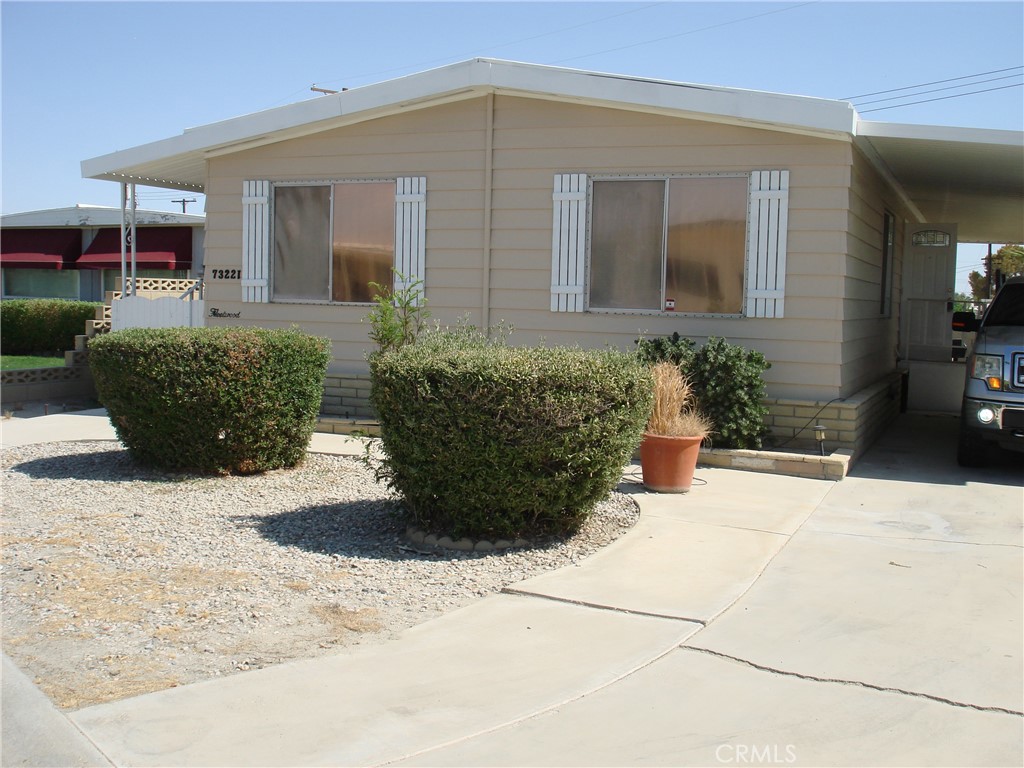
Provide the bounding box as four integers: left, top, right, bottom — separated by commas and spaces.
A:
856, 119, 1023, 147
81, 58, 857, 189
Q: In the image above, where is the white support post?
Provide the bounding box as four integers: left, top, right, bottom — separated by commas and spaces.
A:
130, 182, 138, 296
119, 183, 128, 296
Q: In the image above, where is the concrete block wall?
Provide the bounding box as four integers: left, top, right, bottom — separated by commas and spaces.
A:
0, 364, 96, 405
315, 372, 904, 463
320, 373, 374, 420
763, 373, 903, 458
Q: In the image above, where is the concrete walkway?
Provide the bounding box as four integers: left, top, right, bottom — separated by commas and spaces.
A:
1, 412, 1021, 766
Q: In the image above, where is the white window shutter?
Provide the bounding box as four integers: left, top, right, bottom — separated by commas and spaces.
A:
746, 170, 789, 318
395, 177, 427, 304
241, 180, 270, 303
551, 173, 588, 312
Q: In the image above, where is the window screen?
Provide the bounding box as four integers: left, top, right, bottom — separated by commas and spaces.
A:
590, 180, 664, 310
332, 182, 395, 303
273, 185, 330, 301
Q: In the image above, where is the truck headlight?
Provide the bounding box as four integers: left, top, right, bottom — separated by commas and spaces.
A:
971, 354, 1004, 390
976, 406, 997, 424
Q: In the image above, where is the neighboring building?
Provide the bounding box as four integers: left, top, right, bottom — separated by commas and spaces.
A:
79, 59, 1024, 455
0, 205, 204, 302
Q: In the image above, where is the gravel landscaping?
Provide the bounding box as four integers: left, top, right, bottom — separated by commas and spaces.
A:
0, 440, 639, 710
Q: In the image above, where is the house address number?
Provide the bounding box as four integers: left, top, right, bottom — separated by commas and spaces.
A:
209, 269, 241, 280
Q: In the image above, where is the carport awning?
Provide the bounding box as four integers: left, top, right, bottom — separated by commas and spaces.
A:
855, 123, 1024, 244
77, 227, 192, 270
0, 228, 81, 269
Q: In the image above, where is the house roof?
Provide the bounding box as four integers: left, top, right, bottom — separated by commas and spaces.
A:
1, 204, 205, 228
80, 58, 1023, 243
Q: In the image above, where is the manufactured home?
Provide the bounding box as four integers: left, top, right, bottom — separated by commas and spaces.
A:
81, 59, 1024, 456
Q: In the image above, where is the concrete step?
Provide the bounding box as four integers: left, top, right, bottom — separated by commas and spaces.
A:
65, 349, 89, 368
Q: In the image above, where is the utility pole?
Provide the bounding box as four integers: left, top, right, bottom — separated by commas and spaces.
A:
172, 198, 197, 213
986, 243, 993, 298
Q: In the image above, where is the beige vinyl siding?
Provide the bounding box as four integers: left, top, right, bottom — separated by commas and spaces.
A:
202, 99, 489, 373
840, 145, 911, 395
201, 93, 896, 401
486, 96, 851, 401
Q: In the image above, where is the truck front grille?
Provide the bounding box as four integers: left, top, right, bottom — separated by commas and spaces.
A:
1014, 352, 1024, 389
1003, 408, 1024, 430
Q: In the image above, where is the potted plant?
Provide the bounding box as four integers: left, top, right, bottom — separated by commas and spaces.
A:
640, 362, 712, 493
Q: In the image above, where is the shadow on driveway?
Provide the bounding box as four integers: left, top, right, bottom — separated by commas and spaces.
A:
850, 412, 1023, 487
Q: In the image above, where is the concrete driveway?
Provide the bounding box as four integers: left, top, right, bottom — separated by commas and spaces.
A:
3, 412, 1022, 766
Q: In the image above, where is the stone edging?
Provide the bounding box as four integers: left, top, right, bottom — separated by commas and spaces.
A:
699, 446, 853, 480
404, 527, 530, 553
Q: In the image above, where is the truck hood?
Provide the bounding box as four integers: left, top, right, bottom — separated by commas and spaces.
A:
975, 324, 1024, 352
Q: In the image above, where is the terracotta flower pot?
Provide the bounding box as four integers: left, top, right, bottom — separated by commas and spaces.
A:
640, 432, 702, 493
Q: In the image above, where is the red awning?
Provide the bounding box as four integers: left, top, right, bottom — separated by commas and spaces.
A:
77, 227, 192, 270
0, 228, 81, 269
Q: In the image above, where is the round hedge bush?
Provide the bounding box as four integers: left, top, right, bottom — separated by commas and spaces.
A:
88, 327, 330, 474
369, 330, 653, 540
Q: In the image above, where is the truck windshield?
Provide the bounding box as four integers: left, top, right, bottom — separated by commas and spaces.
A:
984, 283, 1024, 327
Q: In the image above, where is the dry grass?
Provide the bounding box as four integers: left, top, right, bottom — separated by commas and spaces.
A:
646, 362, 713, 439
311, 605, 383, 636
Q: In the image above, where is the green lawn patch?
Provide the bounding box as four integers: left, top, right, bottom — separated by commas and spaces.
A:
1, 355, 65, 371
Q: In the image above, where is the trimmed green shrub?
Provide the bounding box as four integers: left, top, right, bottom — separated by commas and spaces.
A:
370, 330, 653, 540
636, 333, 771, 449
89, 327, 330, 474
0, 299, 102, 355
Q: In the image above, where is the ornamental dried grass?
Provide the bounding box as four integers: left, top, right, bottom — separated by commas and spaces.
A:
646, 362, 713, 439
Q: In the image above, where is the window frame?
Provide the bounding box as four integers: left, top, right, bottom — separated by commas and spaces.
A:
270, 177, 396, 306
584, 172, 752, 318
880, 210, 896, 317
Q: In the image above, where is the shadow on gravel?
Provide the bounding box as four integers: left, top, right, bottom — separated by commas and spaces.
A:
238, 502, 484, 563
4, 447, 164, 483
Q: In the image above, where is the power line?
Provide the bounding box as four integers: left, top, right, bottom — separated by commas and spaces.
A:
857, 82, 1023, 114
850, 73, 1022, 107
312, 2, 667, 90
842, 66, 1022, 100
547, 1, 820, 65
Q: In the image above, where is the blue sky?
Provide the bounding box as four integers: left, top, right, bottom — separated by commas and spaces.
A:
2, 1, 1022, 289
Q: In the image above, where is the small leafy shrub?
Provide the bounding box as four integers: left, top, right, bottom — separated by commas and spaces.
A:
370, 330, 653, 540
637, 333, 770, 449
0, 299, 102, 355
364, 272, 429, 354
636, 331, 696, 368
89, 327, 330, 474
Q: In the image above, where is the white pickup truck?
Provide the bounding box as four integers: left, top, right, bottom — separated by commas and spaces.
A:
952, 276, 1024, 466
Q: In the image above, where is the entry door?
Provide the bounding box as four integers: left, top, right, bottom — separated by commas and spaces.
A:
900, 224, 958, 362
